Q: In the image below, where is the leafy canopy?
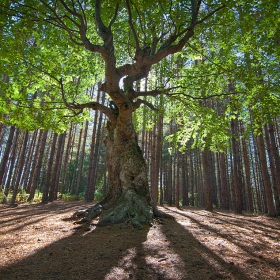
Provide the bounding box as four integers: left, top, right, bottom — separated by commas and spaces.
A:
0, 1, 279, 148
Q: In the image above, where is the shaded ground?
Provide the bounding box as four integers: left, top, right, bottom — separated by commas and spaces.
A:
0, 201, 279, 280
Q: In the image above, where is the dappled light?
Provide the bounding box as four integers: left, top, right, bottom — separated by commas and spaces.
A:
1, 202, 279, 279
166, 206, 280, 279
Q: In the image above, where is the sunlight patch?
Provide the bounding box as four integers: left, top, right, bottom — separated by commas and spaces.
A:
104, 247, 137, 279
142, 225, 186, 279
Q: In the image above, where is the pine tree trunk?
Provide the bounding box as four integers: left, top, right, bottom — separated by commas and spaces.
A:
88, 92, 105, 201
52, 132, 66, 200
264, 124, 280, 214
2, 128, 19, 202
27, 130, 48, 201
175, 150, 180, 209
60, 125, 74, 195
189, 150, 195, 206
219, 152, 229, 209
75, 122, 89, 196
70, 126, 83, 195
240, 129, 254, 212
182, 153, 189, 206
42, 133, 58, 204
85, 87, 101, 201
202, 149, 213, 211
22, 130, 38, 191
257, 133, 276, 216
231, 119, 243, 214
10, 131, 29, 206
268, 123, 280, 198
0, 126, 16, 188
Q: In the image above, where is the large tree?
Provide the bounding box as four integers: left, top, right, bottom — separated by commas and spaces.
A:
1, 1, 279, 224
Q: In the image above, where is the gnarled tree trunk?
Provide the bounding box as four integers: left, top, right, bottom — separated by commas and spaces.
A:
77, 98, 169, 229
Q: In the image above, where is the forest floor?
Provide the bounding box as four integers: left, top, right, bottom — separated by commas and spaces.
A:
0, 201, 280, 280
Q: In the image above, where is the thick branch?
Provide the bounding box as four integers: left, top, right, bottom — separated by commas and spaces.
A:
117, 3, 226, 79
126, 0, 140, 51
69, 101, 117, 121
134, 88, 168, 98
108, 2, 119, 29
133, 99, 158, 111
94, 0, 108, 39
134, 85, 239, 100
59, 78, 116, 121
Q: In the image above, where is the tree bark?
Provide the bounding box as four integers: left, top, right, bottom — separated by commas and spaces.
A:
75, 122, 89, 196
10, 130, 29, 206
0, 126, 16, 189
52, 132, 66, 200
42, 133, 58, 204
2, 128, 19, 202
27, 130, 48, 201
257, 132, 276, 217
219, 152, 229, 209
80, 97, 171, 229
202, 149, 213, 211
231, 119, 243, 214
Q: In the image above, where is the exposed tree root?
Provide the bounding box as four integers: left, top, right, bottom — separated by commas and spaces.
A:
66, 193, 174, 230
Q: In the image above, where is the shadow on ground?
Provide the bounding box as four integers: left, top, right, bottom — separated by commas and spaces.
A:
0, 202, 279, 279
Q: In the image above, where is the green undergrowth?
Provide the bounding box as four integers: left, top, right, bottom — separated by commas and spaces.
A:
0, 189, 86, 204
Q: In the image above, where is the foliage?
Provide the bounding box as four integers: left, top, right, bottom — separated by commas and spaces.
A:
0, 0, 279, 148
62, 192, 84, 201
0, 188, 43, 204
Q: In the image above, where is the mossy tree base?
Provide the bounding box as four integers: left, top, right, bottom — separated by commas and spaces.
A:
75, 192, 173, 230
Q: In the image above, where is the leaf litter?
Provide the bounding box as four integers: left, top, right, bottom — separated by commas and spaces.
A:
0, 201, 279, 280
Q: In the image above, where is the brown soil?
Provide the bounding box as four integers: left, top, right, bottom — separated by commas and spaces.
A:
0, 201, 279, 280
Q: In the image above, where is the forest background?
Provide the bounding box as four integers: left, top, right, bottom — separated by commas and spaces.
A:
0, 0, 280, 219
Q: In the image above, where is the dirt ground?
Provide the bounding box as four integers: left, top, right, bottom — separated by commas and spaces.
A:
0, 201, 279, 280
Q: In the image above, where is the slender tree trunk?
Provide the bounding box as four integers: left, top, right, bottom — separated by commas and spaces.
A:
10, 131, 29, 206
75, 121, 89, 196
150, 124, 157, 204
182, 153, 189, 206
189, 150, 195, 206
22, 130, 38, 191
264, 124, 280, 214
219, 152, 229, 209
257, 132, 276, 216
88, 92, 105, 200
240, 130, 254, 212
85, 87, 101, 201
27, 130, 48, 201
3, 128, 20, 203
175, 150, 180, 208
0, 126, 16, 188
70, 126, 83, 195
209, 151, 217, 206
202, 149, 213, 211
268, 123, 280, 196
252, 134, 265, 213
52, 132, 66, 200
231, 119, 243, 213
54, 132, 66, 200
42, 133, 58, 204
60, 126, 74, 195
